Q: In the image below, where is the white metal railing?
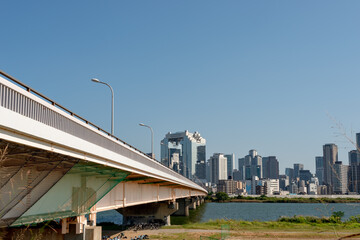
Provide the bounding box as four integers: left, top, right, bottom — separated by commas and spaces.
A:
0, 70, 206, 193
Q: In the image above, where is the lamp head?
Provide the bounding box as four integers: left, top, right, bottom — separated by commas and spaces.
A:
139, 123, 145, 126
91, 78, 100, 83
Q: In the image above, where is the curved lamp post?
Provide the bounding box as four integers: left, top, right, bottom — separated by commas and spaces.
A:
91, 78, 114, 135
139, 123, 154, 158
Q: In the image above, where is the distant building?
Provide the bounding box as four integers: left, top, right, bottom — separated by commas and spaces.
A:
323, 144, 338, 193
315, 156, 324, 185
224, 154, 235, 179
265, 179, 280, 195
299, 170, 312, 183
298, 180, 307, 194
239, 150, 262, 180
217, 180, 242, 195
349, 150, 360, 166
232, 169, 242, 181
238, 158, 245, 180
279, 174, 289, 191
308, 183, 317, 195
332, 161, 348, 194
290, 182, 298, 194
209, 153, 228, 184
263, 156, 279, 179
349, 145, 360, 193
255, 185, 266, 195
349, 164, 360, 193
317, 185, 328, 195
161, 130, 206, 179
285, 168, 294, 182
195, 160, 206, 180
293, 163, 304, 180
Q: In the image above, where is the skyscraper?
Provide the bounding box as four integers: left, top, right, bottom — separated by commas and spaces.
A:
224, 153, 235, 179
239, 150, 262, 180
315, 156, 324, 185
160, 130, 206, 179
293, 163, 304, 180
348, 133, 360, 193
209, 153, 228, 184
285, 168, 294, 182
238, 158, 246, 180
263, 156, 279, 179
299, 170, 312, 182
323, 143, 338, 192
332, 161, 348, 194
356, 133, 360, 150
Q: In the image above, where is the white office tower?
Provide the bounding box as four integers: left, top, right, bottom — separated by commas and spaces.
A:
209, 153, 228, 184
161, 131, 206, 179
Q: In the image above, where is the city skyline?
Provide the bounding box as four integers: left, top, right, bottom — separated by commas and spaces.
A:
1, 1, 360, 173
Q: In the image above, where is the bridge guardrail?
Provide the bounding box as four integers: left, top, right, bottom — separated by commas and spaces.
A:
0, 70, 206, 193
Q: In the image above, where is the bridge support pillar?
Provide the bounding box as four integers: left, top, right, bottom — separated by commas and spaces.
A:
196, 197, 201, 207
62, 215, 101, 240
117, 201, 178, 226
189, 197, 197, 210
172, 198, 190, 216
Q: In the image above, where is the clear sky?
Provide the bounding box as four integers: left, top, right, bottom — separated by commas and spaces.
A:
1, 1, 360, 173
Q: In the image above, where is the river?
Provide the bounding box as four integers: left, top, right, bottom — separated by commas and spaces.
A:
97, 202, 360, 224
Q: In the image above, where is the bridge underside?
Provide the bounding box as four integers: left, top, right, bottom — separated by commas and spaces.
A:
0, 140, 205, 228
0, 140, 130, 227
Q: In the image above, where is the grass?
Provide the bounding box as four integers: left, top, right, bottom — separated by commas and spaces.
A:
154, 219, 360, 240
164, 218, 360, 232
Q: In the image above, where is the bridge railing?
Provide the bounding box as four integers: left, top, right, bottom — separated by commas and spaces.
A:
0, 70, 206, 192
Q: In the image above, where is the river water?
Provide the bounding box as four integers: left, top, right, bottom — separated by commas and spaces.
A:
97, 202, 360, 224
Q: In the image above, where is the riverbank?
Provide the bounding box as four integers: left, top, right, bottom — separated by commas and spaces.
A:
207, 195, 360, 203
103, 219, 360, 240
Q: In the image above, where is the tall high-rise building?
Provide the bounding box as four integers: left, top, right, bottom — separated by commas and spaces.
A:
263, 156, 279, 179
349, 150, 360, 166
239, 150, 262, 180
332, 161, 348, 194
251, 155, 263, 179
323, 143, 338, 192
299, 170, 312, 182
356, 133, 360, 150
285, 168, 294, 182
237, 158, 245, 180
209, 153, 228, 184
224, 154, 235, 179
315, 156, 324, 184
293, 163, 304, 179
348, 133, 360, 193
161, 130, 206, 179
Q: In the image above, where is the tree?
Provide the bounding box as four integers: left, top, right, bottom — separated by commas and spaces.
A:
331, 211, 344, 222
216, 192, 229, 201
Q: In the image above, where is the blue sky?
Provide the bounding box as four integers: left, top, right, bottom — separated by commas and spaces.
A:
1, 1, 360, 173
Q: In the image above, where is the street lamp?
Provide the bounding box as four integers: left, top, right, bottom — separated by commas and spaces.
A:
91, 78, 114, 135
139, 123, 154, 158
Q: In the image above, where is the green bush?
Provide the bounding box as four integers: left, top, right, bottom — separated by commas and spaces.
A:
331, 211, 344, 223
215, 192, 229, 201
347, 215, 360, 223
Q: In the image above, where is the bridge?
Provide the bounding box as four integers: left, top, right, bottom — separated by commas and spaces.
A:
0, 71, 207, 238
